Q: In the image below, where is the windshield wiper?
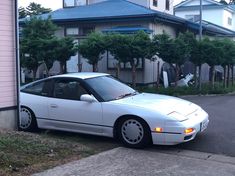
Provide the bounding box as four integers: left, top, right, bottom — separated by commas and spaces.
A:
115, 91, 138, 100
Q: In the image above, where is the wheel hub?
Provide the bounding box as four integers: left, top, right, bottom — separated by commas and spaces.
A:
20, 108, 32, 129
121, 119, 144, 145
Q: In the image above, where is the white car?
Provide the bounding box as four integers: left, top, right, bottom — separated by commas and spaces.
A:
20, 72, 209, 148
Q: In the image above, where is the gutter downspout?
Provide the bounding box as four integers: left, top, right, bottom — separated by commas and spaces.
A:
15, 0, 20, 130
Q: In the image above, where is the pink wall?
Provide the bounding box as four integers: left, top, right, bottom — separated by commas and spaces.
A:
0, 0, 17, 108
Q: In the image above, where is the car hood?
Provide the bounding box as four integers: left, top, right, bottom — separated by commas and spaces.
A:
113, 93, 199, 119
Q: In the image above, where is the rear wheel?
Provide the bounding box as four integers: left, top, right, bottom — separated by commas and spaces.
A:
117, 117, 151, 148
19, 106, 37, 131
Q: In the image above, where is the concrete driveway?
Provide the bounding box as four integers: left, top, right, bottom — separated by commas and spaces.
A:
174, 95, 235, 157
34, 95, 235, 176
34, 147, 235, 176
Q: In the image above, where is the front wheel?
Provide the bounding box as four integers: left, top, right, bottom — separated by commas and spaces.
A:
117, 117, 151, 148
19, 106, 37, 131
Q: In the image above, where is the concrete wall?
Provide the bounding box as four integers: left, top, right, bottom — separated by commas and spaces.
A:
0, 0, 17, 130
0, 109, 17, 130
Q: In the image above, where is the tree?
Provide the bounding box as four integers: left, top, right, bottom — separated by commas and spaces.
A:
19, 2, 51, 19
220, 0, 228, 4
26, 2, 51, 16
20, 16, 57, 80
219, 39, 235, 87
190, 40, 205, 90
170, 32, 195, 85
153, 33, 174, 64
128, 31, 153, 88
202, 38, 223, 88
107, 31, 152, 88
19, 7, 27, 18
53, 37, 77, 74
176, 32, 200, 88
229, 0, 235, 4
106, 33, 131, 78
78, 32, 106, 72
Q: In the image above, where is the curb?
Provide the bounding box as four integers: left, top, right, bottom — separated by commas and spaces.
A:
150, 148, 235, 165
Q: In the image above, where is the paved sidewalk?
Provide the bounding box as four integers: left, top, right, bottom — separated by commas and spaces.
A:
34, 147, 235, 176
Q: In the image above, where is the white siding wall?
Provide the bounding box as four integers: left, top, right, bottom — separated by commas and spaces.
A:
88, 0, 149, 6
182, 0, 213, 6
88, 0, 106, 5
223, 9, 233, 30
175, 9, 224, 27
88, 0, 173, 14
150, 0, 174, 15
127, 0, 149, 7
0, 0, 17, 108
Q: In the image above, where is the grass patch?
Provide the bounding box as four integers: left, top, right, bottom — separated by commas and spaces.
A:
0, 130, 118, 176
137, 83, 235, 96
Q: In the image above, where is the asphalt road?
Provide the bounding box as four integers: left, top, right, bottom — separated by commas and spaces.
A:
153, 95, 235, 157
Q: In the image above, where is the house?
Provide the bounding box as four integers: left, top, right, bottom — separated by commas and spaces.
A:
20, 0, 235, 84
0, 0, 19, 129
174, 0, 235, 31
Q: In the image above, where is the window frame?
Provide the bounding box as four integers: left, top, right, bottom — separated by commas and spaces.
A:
21, 79, 54, 97
65, 27, 79, 36
165, 0, 170, 11
51, 78, 91, 101
153, 0, 158, 7
63, 0, 88, 8
228, 17, 232, 26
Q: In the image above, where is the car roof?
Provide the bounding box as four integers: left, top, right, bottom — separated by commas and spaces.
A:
51, 72, 109, 80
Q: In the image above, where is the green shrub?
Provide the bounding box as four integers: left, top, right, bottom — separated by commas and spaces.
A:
137, 84, 235, 96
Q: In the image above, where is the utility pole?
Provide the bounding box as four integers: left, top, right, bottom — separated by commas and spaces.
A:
198, 0, 203, 91
199, 0, 202, 41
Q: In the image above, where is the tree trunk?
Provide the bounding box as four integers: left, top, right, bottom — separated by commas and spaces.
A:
232, 64, 234, 86
43, 61, 49, 77
33, 68, 37, 81
194, 65, 198, 88
223, 65, 227, 88
209, 66, 213, 82
227, 64, 230, 87
115, 62, 120, 79
64, 61, 67, 73
211, 65, 215, 89
78, 63, 83, 72
131, 63, 137, 89
199, 64, 202, 91
156, 61, 160, 88
174, 64, 179, 87
93, 63, 98, 72
60, 62, 64, 74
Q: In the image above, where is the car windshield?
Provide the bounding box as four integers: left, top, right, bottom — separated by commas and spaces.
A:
85, 76, 138, 102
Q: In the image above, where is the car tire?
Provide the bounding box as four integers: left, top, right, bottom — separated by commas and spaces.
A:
117, 117, 151, 148
19, 106, 38, 131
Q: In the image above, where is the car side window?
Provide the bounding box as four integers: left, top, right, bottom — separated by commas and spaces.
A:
53, 79, 88, 100
21, 80, 52, 96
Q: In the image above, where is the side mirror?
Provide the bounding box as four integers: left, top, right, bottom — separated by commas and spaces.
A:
80, 94, 96, 103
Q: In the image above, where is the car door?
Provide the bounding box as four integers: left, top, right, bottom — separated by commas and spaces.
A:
21, 79, 53, 121
47, 78, 103, 134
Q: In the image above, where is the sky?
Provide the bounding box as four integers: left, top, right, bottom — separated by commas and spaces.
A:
18, 0, 228, 10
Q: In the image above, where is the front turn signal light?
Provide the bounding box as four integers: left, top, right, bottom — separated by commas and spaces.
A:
184, 128, 194, 134
155, 127, 163, 133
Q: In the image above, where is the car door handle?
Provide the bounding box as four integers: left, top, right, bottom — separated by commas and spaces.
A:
50, 104, 58, 108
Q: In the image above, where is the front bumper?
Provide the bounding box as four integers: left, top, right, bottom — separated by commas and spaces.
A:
152, 108, 209, 145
